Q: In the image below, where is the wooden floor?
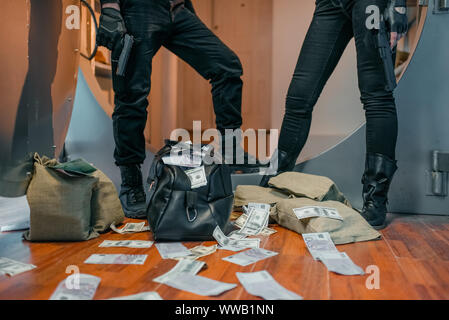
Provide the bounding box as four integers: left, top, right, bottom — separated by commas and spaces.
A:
0, 213, 448, 300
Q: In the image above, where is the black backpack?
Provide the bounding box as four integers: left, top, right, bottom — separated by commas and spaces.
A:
146, 141, 234, 241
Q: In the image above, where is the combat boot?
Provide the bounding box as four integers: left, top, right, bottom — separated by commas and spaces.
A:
220, 132, 267, 173
119, 164, 147, 219
361, 153, 398, 230
259, 149, 296, 187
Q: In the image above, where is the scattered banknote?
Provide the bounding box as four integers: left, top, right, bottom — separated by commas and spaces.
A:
293, 206, 343, 221
0, 257, 36, 277
84, 254, 147, 265
110, 222, 150, 234
319, 252, 365, 276
218, 238, 261, 252
303, 232, 338, 260
109, 292, 163, 300
238, 208, 268, 236
155, 243, 191, 259
50, 274, 101, 300
234, 214, 276, 237
243, 203, 271, 214
173, 245, 218, 260
234, 214, 249, 229
99, 240, 154, 249
237, 271, 303, 300
162, 154, 202, 168
213, 226, 261, 250
227, 230, 248, 240
164, 273, 237, 297
222, 248, 278, 267
185, 166, 208, 189
213, 226, 235, 247
259, 227, 277, 236
153, 259, 205, 284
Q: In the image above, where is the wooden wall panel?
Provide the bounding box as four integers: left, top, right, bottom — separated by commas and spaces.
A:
176, 0, 273, 133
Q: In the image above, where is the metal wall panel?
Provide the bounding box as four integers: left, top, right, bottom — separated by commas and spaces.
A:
0, 0, 80, 196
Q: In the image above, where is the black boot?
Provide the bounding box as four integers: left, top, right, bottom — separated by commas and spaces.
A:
119, 164, 147, 219
259, 149, 296, 187
361, 153, 397, 230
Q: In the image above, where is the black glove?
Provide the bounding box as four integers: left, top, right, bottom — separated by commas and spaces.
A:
384, 0, 408, 34
96, 7, 127, 51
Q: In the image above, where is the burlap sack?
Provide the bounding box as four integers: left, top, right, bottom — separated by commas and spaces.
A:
91, 170, 125, 233
272, 198, 380, 244
24, 154, 99, 241
268, 172, 351, 207
234, 185, 289, 208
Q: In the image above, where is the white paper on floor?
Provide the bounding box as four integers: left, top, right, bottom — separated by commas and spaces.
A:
0, 196, 30, 232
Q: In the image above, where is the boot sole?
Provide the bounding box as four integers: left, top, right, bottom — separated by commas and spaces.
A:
372, 222, 387, 231
124, 211, 147, 219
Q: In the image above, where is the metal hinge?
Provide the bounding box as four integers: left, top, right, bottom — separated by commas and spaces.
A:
434, 0, 449, 13
426, 150, 449, 196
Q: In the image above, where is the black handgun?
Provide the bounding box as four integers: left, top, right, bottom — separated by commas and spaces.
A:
375, 19, 397, 92
116, 34, 134, 77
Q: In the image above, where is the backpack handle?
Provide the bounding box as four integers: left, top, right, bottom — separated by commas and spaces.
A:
185, 191, 198, 222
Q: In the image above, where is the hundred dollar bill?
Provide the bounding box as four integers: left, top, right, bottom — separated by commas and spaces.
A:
173, 245, 218, 260
222, 248, 278, 267
237, 271, 303, 300
0, 257, 36, 277
110, 222, 150, 234
109, 292, 163, 300
235, 212, 274, 237
319, 252, 365, 276
155, 243, 191, 259
259, 227, 277, 236
218, 238, 261, 252
239, 207, 270, 236
228, 230, 248, 240
162, 154, 202, 168
50, 274, 101, 300
213, 226, 261, 250
293, 206, 343, 221
302, 232, 338, 260
84, 254, 147, 265
99, 240, 154, 249
153, 259, 205, 284
185, 166, 208, 189
164, 273, 237, 297
243, 203, 271, 215
234, 214, 249, 229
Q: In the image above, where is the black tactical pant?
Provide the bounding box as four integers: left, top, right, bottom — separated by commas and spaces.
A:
112, 0, 243, 166
278, 0, 398, 161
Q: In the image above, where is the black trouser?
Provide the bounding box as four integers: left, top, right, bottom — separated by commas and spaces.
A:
112, 0, 243, 166
277, 0, 398, 162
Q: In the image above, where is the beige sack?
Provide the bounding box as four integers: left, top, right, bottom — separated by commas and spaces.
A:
234, 185, 289, 209
24, 154, 99, 242
272, 198, 380, 244
91, 170, 125, 233
268, 172, 351, 207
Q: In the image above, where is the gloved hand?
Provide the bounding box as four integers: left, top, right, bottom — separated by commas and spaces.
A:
384, 0, 408, 49
96, 7, 127, 51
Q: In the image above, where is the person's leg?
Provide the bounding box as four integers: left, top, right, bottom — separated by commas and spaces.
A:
163, 6, 262, 171
260, 0, 353, 185
351, 0, 398, 229
164, 6, 243, 133
112, 0, 165, 218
